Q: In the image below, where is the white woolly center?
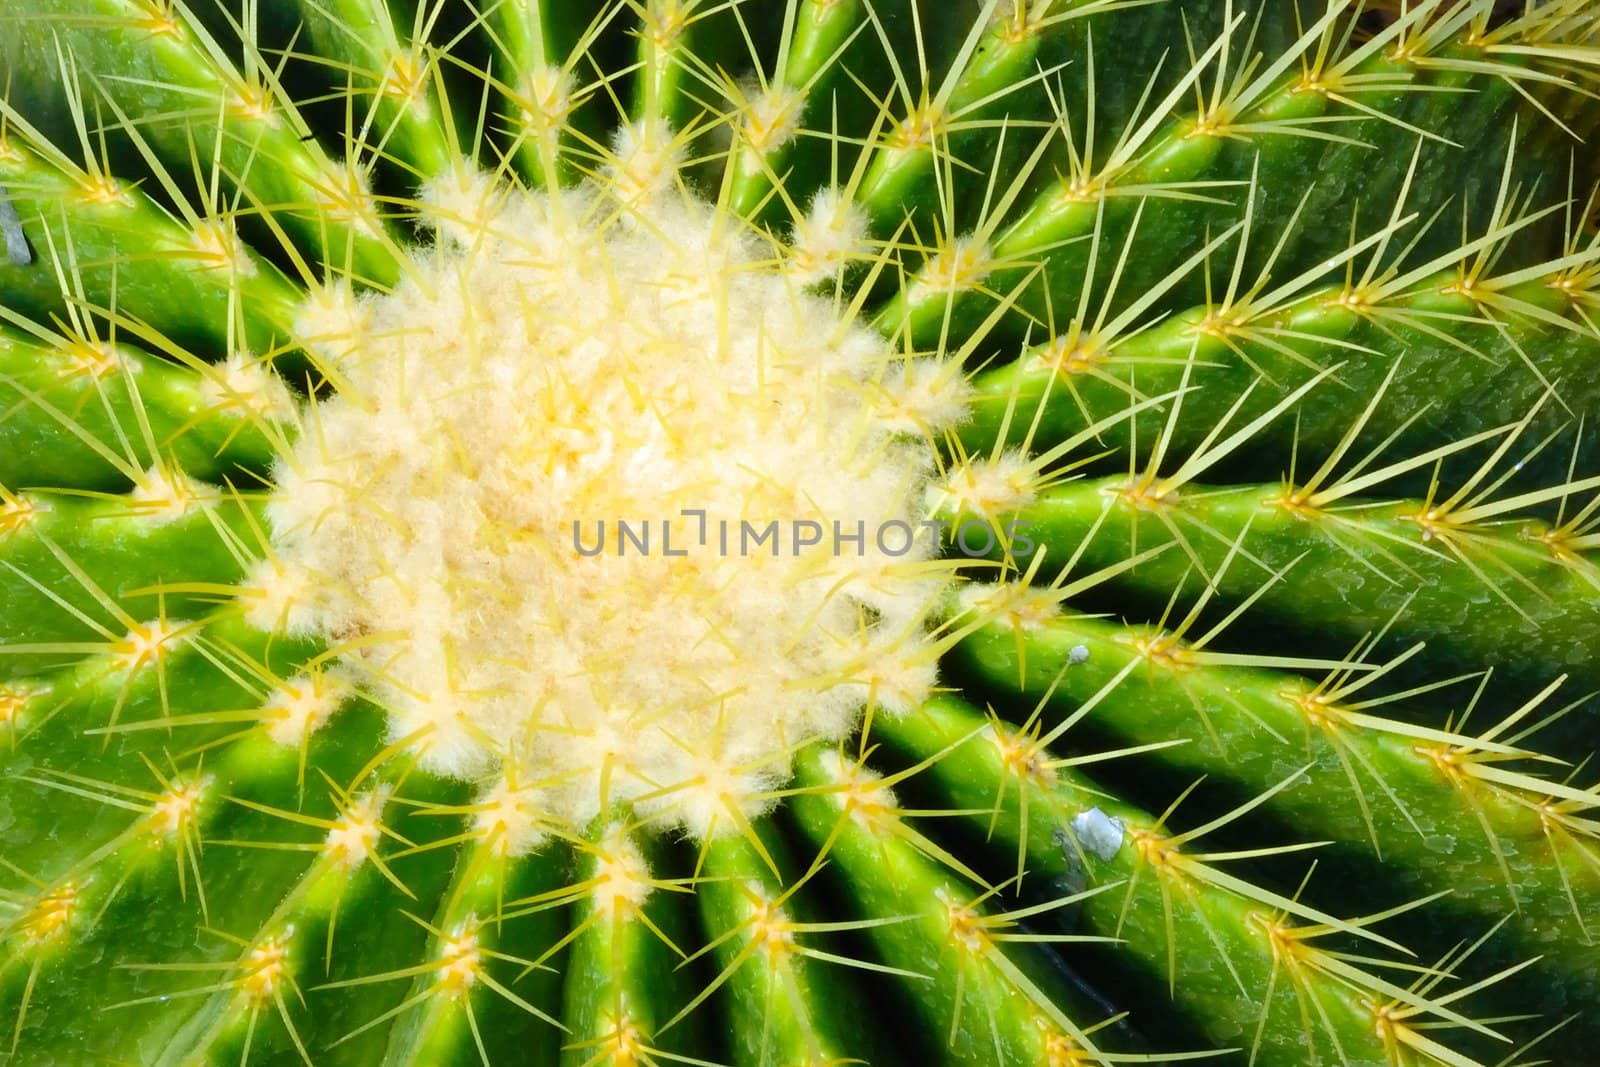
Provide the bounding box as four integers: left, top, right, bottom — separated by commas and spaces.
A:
266, 176, 955, 836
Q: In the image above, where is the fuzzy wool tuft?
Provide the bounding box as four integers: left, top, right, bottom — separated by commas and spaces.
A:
265, 176, 961, 836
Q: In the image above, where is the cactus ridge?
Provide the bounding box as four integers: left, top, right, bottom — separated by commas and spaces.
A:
1, 1, 1599, 1065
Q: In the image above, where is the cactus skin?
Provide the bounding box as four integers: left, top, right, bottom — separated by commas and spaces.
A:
2, 1, 1600, 1065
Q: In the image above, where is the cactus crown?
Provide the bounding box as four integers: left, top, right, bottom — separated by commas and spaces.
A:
265, 173, 953, 832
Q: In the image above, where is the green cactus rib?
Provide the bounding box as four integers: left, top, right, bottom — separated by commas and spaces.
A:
721, 0, 866, 221
878, 11, 1600, 348
0, 492, 263, 679
630, 0, 706, 133
0, 113, 302, 357
958, 252, 1600, 485
481, 0, 623, 191
949, 608, 1600, 1014
275, 0, 457, 184
2, 2, 1600, 1066
997, 476, 1600, 694
787, 744, 1138, 1064
0, 326, 286, 489
556, 822, 709, 1067
875, 695, 1530, 1067
2, 0, 405, 286
686, 829, 867, 1066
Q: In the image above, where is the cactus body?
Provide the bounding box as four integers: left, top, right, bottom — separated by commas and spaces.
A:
2, 2, 1600, 1065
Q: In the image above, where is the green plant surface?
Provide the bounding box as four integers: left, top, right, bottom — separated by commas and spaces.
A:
2, 2, 1599, 1066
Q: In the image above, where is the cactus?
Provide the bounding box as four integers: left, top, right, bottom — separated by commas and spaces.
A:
2, 0, 1600, 1064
